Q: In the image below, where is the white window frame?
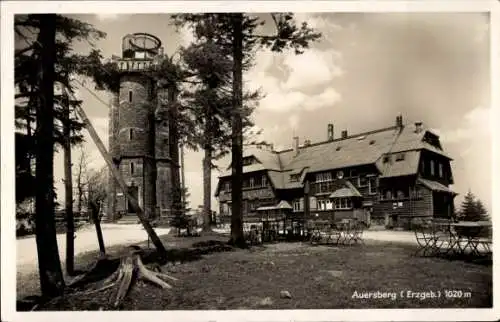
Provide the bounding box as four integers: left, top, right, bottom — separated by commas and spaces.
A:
262, 175, 267, 187
333, 197, 352, 210
293, 200, 301, 212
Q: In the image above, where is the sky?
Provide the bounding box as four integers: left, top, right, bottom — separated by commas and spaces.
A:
47, 12, 491, 213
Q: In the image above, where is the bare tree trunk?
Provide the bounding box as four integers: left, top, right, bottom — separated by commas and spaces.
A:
168, 84, 182, 228
145, 104, 157, 221
229, 13, 246, 248
202, 146, 212, 232
35, 14, 65, 297
63, 86, 75, 275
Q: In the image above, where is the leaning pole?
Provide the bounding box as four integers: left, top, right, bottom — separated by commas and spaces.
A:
72, 98, 167, 255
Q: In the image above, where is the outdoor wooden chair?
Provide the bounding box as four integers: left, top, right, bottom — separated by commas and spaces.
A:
414, 223, 439, 257
350, 221, 365, 245
325, 225, 342, 245
335, 220, 355, 246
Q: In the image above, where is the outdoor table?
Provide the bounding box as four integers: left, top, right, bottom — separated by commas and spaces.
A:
448, 221, 492, 257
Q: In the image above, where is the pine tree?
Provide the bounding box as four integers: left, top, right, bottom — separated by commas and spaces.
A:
15, 13, 108, 294
460, 190, 488, 222
474, 199, 489, 221
172, 13, 322, 247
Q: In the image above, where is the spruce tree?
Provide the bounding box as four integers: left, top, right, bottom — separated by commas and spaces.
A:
172, 13, 322, 247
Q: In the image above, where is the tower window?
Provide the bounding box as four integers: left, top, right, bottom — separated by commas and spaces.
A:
128, 90, 133, 102
129, 129, 134, 140
130, 162, 135, 175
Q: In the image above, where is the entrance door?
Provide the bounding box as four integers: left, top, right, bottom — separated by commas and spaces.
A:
127, 186, 139, 213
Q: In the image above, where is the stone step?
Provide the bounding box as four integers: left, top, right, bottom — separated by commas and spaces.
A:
116, 216, 140, 225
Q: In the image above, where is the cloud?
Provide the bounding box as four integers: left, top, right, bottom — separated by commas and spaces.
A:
282, 49, 343, 91
245, 48, 342, 113
439, 106, 491, 143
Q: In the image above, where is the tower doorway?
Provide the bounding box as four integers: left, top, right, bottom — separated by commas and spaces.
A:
127, 185, 139, 213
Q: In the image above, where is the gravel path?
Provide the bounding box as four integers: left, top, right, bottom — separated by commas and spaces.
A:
17, 224, 171, 275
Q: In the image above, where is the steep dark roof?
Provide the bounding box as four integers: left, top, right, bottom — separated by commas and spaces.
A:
216, 121, 453, 193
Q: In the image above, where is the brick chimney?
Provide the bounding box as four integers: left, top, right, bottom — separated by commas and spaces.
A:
327, 123, 334, 141
293, 136, 300, 156
414, 121, 423, 133
396, 115, 403, 128
341, 130, 348, 139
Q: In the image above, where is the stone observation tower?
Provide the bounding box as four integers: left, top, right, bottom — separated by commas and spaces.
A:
107, 33, 172, 222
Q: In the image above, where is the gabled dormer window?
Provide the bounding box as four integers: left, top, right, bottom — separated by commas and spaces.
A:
290, 174, 300, 182
395, 153, 405, 161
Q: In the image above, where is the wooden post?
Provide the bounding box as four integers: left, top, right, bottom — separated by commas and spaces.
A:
73, 101, 167, 255
304, 180, 310, 237
62, 85, 75, 275
90, 206, 106, 256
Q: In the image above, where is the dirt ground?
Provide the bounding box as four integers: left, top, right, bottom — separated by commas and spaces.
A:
21, 232, 492, 310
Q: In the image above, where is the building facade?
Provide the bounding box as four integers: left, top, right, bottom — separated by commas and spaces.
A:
215, 116, 457, 229
107, 33, 173, 221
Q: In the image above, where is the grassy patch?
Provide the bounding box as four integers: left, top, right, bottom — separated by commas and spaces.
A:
20, 234, 492, 310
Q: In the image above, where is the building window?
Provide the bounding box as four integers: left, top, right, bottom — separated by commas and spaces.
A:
262, 175, 267, 187
315, 172, 332, 183
293, 200, 301, 212
438, 163, 443, 178
395, 153, 405, 161
368, 177, 377, 194
129, 129, 134, 140
383, 155, 390, 163
249, 177, 254, 188
317, 198, 330, 210
130, 162, 135, 175
384, 190, 392, 200
290, 174, 300, 182
421, 160, 425, 174
225, 182, 230, 192
358, 175, 369, 187
430, 160, 435, 176
128, 90, 133, 102
333, 197, 352, 210
396, 190, 406, 199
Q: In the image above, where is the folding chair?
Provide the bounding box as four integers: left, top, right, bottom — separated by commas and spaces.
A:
351, 222, 365, 245
414, 224, 438, 257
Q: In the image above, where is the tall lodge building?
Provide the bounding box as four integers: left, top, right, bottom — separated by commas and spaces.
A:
215, 116, 457, 228
106, 33, 174, 221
